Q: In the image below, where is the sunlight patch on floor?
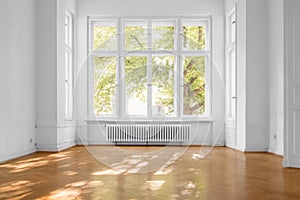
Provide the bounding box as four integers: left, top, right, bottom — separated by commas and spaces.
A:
0, 160, 49, 173
92, 169, 123, 175
0, 180, 41, 200
62, 170, 79, 176
38, 181, 104, 200
145, 180, 165, 191
154, 152, 182, 175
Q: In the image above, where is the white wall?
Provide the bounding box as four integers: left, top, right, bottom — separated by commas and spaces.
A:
268, 0, 284, 156
225, 0, 270, 152
35, 0, 58, 151
245, 0, 269, 151
76, 0, 225, 145
0, 0, 36, 162
36, 0, 76, 151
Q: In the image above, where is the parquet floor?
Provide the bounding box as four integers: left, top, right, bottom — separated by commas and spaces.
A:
0, 146, 300, 200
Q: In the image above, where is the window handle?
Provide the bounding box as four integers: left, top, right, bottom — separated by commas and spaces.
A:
232, 97, 236, 99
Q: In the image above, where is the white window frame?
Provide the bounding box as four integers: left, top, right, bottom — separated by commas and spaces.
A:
226, 8, 237, 120
88, 16, 212, 121
65, 10, 74, 119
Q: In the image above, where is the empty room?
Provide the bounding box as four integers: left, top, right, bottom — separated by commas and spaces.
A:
1, 0, 300, 199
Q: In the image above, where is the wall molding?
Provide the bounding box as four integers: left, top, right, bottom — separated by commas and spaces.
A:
0, 148, 36, 163
36, 141, 75, 152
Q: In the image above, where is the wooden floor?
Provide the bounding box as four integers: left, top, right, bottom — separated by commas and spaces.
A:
0, 146, 300, 200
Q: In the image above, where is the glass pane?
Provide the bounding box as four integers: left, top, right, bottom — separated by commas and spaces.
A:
182, 22, 206, 50
93, 22, 117, 50
65, 16, 69, 46
65, 14, 72, 47
125, 56, 147, 115
65, 51, 73, 117
94, 57, 117, 116
65, 51, 70, 117
152, 21, 175, 50
230, 50, 236, 119
125, 21, 147, 50
183, 56, 205, 115
230, 13, 236, 44
152, 56, 175, 116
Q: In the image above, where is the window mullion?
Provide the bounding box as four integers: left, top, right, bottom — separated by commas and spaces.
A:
116, 17, 121, 118
177, 17, 183, 119
147, 19, 152, 118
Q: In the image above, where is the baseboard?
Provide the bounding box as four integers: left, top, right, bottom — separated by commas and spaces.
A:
75, 139, 88, 145
191, 141, 212, 146
87, 139, 109, 145
57, 141, 76, 151
225, 144, 246, 152
36, 144, 61, 152
283, 158, 300, 168
268, 149, 284, 157
226, 143, 237, 149
0, 148, 36, 163
213, 141, 225, 146
37, 141, 76, 152
244, 147, 269, 152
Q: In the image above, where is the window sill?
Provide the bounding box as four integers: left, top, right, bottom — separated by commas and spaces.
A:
85, 118, 213, 124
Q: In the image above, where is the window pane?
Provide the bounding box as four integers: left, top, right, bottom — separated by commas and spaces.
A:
65, 51, 70, 117
182, 22, 206, 50
65, 14, 73, 47
125, 56, 147, 115
65, 16, 69, 46
230, 50, 236, 118
94, 57, 117, 116
93, 22, 117, 50
152, 21, 175, 50
152, 56, 175, 116
183, 56, 205, 115
125, 21, 147, 50
230, 13, 236, 44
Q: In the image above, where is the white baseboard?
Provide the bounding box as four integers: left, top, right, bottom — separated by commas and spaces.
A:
87, 139, 109, 145
57, 141, 76, 151
0, 148, 36, 163
283, 158, 300, 168
268, 149, 284, 156
191, 141, 211, 146
36, 144, 59, 152
226, 143, 236, 149
75, 139, 88, 145
213, 142, 225, 146
244, 147, 269, 152
37, 141, 75, 152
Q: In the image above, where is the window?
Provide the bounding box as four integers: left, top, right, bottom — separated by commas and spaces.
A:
88, 16, 211, 119
226, 9, 237, 120
65, 11, 74, 119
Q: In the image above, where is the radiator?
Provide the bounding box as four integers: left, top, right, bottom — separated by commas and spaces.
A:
106, 124, 191, 144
